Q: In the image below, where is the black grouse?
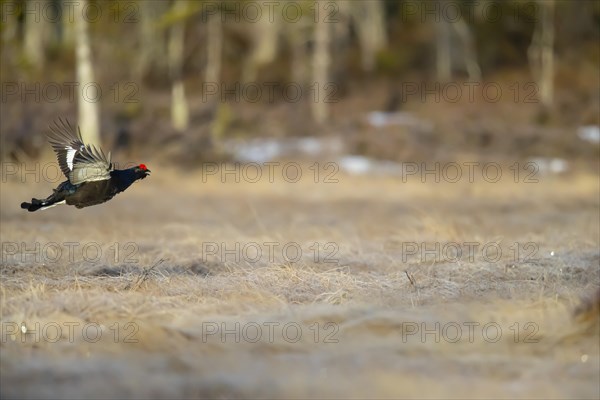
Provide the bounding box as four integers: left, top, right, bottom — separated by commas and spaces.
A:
21, 118, 150, 212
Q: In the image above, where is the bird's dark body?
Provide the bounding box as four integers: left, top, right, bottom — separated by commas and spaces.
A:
68, 180, 118, 208
67, 169, 140, 208
33, 180, 117, 209
63, 179, 118, 208
21, 118, 149, 212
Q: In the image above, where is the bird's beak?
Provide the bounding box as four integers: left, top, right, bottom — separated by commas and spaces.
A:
145, 169, 151, 174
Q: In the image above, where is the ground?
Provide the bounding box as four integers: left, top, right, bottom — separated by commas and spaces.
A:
1, 160, 599, 399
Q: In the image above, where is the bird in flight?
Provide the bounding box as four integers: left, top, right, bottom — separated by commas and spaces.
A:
21, 118, 150, 212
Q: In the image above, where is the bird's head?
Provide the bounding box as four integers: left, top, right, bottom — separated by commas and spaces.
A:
134, 163, 151, 179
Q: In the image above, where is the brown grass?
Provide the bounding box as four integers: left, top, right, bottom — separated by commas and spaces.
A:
1, 162, 599, 399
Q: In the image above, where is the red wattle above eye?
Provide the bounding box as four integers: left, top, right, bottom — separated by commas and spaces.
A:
139, 164, 147, 170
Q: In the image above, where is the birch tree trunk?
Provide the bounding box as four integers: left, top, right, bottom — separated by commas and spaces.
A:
436, 20, 452, 82
539, 0, 555, 107
136, 1, 168, 82
169, 0, 189, 132
205, 9, 222, 84
528, 0, 555, 108
1, 3, 18, 71
453, 19, 481, 81
287, 11, 314, 87
436, 5, 481, 82
350, 0, 386, 72
75, 0, 100, 146
312, 16, 330, 124
60, 0, 76, 48
24, 0, 48, 69
241, 4, 279, 83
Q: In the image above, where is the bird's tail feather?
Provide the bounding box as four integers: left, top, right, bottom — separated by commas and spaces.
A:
21, 196, 66, 212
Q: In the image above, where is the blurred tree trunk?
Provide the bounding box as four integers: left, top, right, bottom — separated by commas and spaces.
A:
205, 8, 222, 84
59, 0, 76, 48
289, 25, 307, 86
528, 0, 555, 107
312, 16, 330, 124
330, 1, 351, 94
436, 8, 481, 82
453, 19, 481, 81
75, 0, 100, 146
436, 20, 451, 82
241, 4, 279, 83
24, 1, 48, 69
287, 14, 312, 86
349, 0, 386, 72
169, 0, 189, 132
2, 4, 19, 73
136, 1, 168, 82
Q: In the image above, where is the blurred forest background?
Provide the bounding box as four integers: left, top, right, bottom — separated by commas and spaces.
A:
2, 4, 600, 397
1, 0, 599, 167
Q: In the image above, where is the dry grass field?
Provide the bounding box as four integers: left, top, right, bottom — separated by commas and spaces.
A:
1, 160, 599, 399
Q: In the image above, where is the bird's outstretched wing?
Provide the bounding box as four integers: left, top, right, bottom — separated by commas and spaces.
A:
47, 118, 112, 185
